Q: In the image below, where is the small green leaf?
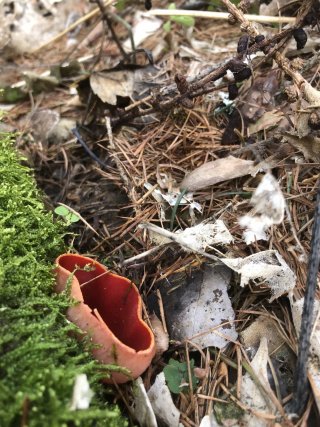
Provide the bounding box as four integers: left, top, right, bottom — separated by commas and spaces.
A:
163, 21, 171, 32
54, 206, 80, 224
171, 15, 195, 27
168, 3, 176, 9
68, 212, 80, 223
163, 359, 198, 394
54, 206, 69, 217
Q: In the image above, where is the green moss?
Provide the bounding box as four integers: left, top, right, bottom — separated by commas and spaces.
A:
0, 134, 127, 426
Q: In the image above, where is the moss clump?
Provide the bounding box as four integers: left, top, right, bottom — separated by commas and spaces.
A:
0, 134, 127, 427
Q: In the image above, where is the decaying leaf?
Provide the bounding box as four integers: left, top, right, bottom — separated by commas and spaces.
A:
290, 297, 320, 414
131, 377, 157, 427
284, 133, 320, 162
291, 297, 320, 360
180, 156, 256, 192
283, 82, 320, 160
159, 265, 238, 349
308, 359, 320, 415
248, 110, 283, 135
140, 219, 233, 253
241, 316, 285, 354
147, 372, 181, 427
123, 11, 162, 51
241, 316, 296, 400
90, 71, 135, 106
199, 412, 220, 427
241, 337, 276, 427
149, 313, 169, 357
223, 250, 296, 301
239, 173, 285, 244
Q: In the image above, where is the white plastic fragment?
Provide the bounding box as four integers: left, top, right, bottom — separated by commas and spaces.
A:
239, 173, 285, 244
147, 372, 181, 427
241, 337, 276, 427
70, 374, 94, 410
131, 377, 157, 427
223, 250, 296, 301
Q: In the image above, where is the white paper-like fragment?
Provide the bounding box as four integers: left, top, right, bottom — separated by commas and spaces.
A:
140, 220, 233, 253
241, 337, 275, 427
70, 374, 94, 410
166, 265, 238, 349
131, 377, 157, 427
147, 372, 180, 427
239, 173, 285, 244
175, 220, 234, 251
223, 250, 295, 301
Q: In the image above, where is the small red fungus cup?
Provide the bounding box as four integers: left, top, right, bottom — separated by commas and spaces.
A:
54, 254, 155, 383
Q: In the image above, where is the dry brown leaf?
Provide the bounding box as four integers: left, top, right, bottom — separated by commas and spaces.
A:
248, 110, 283, 135
284, 133, 320, 161
149, 313, 169, 357
180, 156, 255, 191
90, 71, 135, 105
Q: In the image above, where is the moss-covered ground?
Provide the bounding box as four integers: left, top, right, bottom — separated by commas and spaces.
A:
0, 134, 127, 426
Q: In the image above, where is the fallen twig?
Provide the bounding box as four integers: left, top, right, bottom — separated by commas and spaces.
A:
148, 9, 295, 24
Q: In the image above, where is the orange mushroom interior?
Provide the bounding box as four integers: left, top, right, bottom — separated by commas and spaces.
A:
58, 255, 152, 352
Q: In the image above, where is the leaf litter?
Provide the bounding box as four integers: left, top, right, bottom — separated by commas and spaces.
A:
3, 0, 320, 425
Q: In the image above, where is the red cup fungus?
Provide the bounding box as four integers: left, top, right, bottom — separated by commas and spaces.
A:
55, 254, 155, 383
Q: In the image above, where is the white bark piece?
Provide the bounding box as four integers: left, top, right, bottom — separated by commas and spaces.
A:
131, 377, 158, 427
147, 373, 180, 427
241, 337, 276, 427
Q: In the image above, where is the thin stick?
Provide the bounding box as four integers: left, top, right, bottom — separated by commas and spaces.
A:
147, 9, 296, 24
121, 244, 169, 266
290, 180, 320, 415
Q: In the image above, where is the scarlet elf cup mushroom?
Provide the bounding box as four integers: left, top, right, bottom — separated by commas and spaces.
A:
55, 254, 155, 383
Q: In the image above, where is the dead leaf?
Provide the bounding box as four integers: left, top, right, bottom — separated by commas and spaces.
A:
199, 412, 220, 427
131, 377, 157, 427
149, 313, 169, 357
180, 156, 256, 192
147, 372, 180, 427
241, 316, 285, 354
159, 264, 238, 349
248, 110, 283, 135
284, 132, 320, 161
90, 71, 135, 106
140, 219, 234, 253
241, 337, 276, 427
123, 11, 162, 52
223, 250, 296, 301
308, 360, 320, 415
